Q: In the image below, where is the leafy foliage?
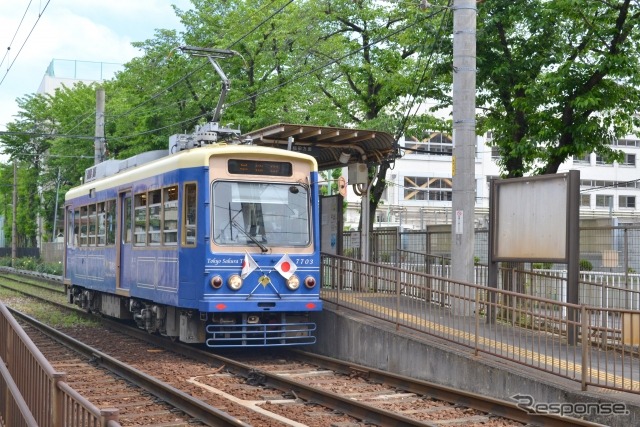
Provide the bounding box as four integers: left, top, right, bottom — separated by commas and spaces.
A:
0, 0, 638, 243
476, 0, 640, 177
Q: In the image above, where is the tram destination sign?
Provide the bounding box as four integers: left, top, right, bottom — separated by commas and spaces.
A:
228, 159, 293, 176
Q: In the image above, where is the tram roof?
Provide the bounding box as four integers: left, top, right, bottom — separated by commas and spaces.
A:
242, 123, 399, 170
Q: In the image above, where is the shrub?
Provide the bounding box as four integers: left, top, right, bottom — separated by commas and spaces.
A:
532, 262, 553, 270
1, 256, 62, 276
36, 262, 63, 276
14, 257, 38, 271
579, 259, 593, 271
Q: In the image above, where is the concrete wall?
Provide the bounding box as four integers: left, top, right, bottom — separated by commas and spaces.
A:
310, 306, 640, 427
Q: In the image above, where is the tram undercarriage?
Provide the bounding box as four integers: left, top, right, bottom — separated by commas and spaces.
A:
67, 285, 315, 347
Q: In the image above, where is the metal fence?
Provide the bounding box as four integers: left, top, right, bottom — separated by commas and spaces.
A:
0, 248, 39, 259
321, 252, 640, 395
0, 303, 121, 427
40, 242, 64, 264
345, 224, 640, 272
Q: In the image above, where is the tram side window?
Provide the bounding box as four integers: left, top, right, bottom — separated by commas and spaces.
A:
123, 196, 132, 244
97, 202, 106, 246
183, 183, 197, 246
106, 200, 116, 245
67, 208, 75, 247
134, 194, 147, 246
88, 204, 97, 246
163, 185, 178, 245
73, 208, 80, 246
80, 206, 88, 246
148, 190, 162, 246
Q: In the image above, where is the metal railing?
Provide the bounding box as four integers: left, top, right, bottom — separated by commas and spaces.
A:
345, 224, 640, 273
321, 253, 640, 394
0, 303, 121, 427
0, 357, 38, 427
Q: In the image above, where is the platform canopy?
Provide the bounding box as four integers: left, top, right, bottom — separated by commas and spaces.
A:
242, 123, 398, 170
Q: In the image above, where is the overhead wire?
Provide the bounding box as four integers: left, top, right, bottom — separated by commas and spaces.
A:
61, 110, 97, 135
2, 0, 296, 142
0, 0, 52, 87
119, 11, 435, 141
104, 62, 215, 121
108, 0, 294, 122
0, 130, 93, 139
579, 178, 640, 193
0, 0, 34, 70
8, 1, 453, 149
393, 1, 453, 144
107, 17, 425, 141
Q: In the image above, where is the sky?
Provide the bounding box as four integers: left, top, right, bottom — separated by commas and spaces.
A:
0, 0, 193, 132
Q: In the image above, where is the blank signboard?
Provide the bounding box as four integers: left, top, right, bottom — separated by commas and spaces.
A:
493, 174, 569, 261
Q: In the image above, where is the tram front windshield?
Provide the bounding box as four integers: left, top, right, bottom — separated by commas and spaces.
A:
212, 181, 310, 247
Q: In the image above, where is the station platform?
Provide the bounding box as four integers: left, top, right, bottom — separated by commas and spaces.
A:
310, 291, 640, 427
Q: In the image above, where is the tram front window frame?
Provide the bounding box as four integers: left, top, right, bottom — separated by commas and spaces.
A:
211, 180, 311, 248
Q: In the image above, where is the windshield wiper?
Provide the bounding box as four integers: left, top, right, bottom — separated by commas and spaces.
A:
231, 219, 268, 252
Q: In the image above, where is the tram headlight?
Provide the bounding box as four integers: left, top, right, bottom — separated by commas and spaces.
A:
227, 274, 243, 291
304, 276, 316, 289
286, 274, 300, 291
210, 275, 223, 289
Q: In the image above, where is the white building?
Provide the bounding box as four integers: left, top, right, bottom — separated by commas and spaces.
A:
344, 132, 640, 230
38, 59, 121, 94
36, 59, 122, 247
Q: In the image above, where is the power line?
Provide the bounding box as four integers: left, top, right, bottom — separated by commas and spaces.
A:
106, 113, 207, 141
61, 110, 96, 135
107, 17, 423, 142
3, 0, 298, 144
227, 0, 294, 49
0, 0, 52, 87
0, 0, 34, 70
109, 0, 295, 121
580, 178, 640, 193
0, 130, 93, 139
224, 20, 424, 114
0, 151, 93, 159
394, 3, 452, 143
109, 12, 435, 143
105, 63, 214, 120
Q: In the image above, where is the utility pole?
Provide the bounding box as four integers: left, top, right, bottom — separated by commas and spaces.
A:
12, 161, 17, 268
52, 167, 61, 241
95, 87, 105, 165
450, 0, 477, 315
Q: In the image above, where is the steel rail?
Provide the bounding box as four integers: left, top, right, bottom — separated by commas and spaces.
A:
105, 318, 599, 427
98, 318, 437, 426
1, 269, 608, 427
294, 350, 606, 427
0, 271, 65, 294
8, 308, 251, 427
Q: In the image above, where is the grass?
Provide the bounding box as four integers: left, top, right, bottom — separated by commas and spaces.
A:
0, 286, 99, 328
0, 279, 66, 304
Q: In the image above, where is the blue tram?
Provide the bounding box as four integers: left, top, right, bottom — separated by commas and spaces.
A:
63, 123, 322, 347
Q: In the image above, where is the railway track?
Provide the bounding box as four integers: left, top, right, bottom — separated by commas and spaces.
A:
17, 318, 214, 427
0, 270, 605, 426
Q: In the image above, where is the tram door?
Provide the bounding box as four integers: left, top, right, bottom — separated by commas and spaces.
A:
117, 191, 133, 291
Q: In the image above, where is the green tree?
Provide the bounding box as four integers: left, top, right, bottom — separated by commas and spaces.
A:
299, 0, 449, 230
320, 168, 343, 196
1, 0, 450, 241
1, 93, 58, 246
476, 0, 640, 178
